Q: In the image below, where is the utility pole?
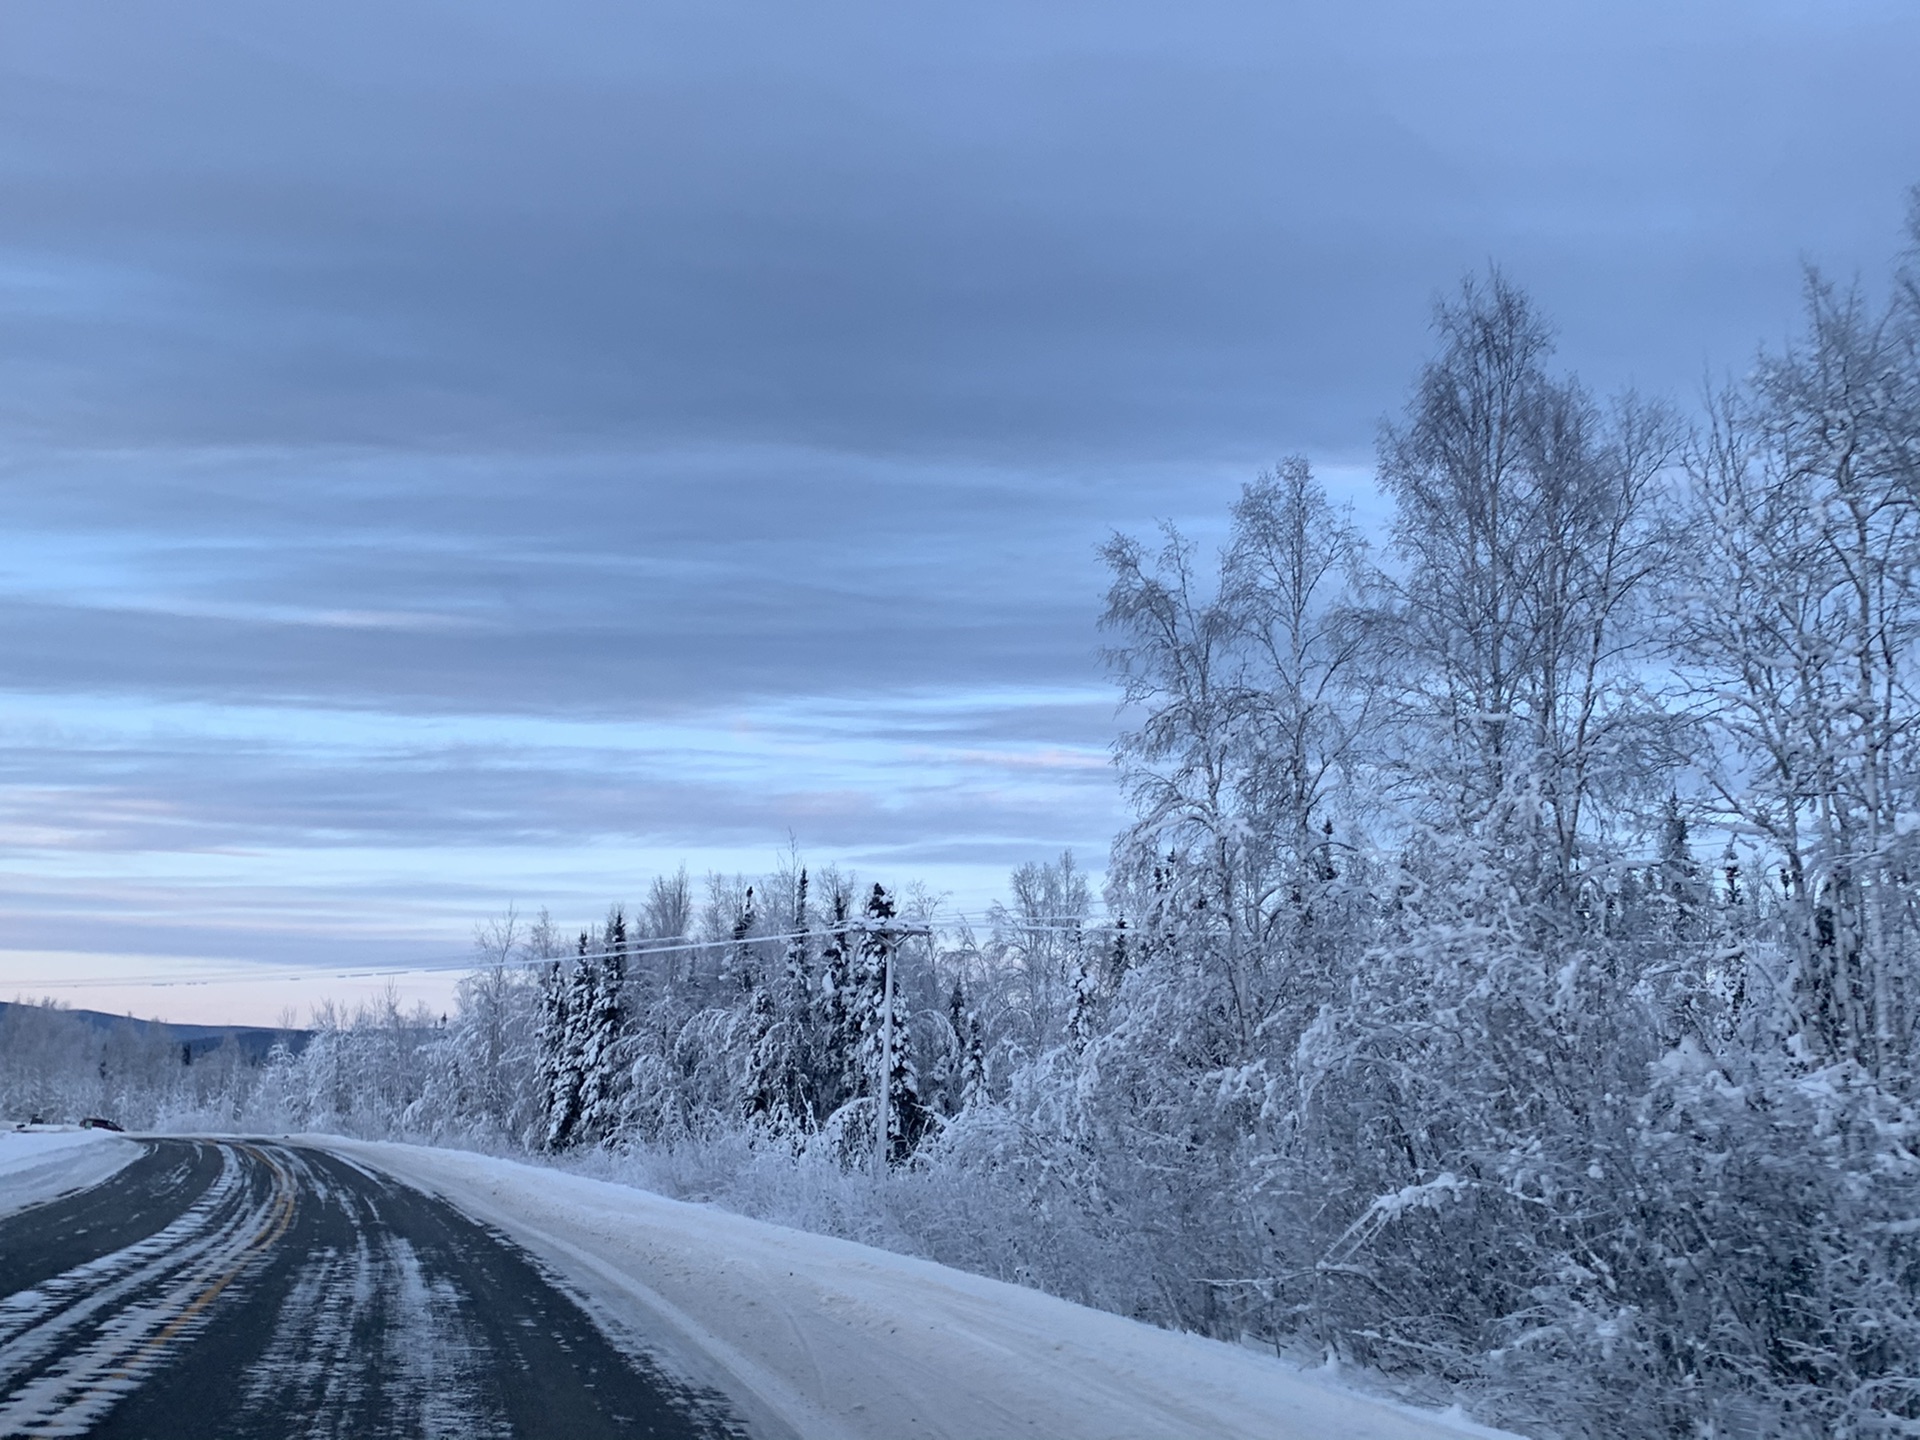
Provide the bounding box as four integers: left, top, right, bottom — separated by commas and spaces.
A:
874, 936, 896, 1180
854, 913, 931, 1180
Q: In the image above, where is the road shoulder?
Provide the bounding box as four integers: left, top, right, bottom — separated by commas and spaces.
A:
306, 1136, 1513, 1440
0, 1128, 141, 1218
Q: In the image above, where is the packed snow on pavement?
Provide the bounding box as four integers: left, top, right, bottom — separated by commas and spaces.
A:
0, 1127, 139, 1218
313, 1136, 1516, 1440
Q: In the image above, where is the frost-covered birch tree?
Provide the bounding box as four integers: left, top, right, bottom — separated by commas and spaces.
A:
1676, 269, 1920, 1072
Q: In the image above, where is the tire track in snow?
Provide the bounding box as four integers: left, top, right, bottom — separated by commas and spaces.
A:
0, 1142, 295, 1437
0, 1140, 741, 1439
230, 1149, 510, 1439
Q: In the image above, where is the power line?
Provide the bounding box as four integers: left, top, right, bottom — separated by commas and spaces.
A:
3, 910, 1120, 991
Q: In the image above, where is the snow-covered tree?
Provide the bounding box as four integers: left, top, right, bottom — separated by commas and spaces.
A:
541, 931, 597, 1150
570, 907, 628, 1145
985, 850, 1091, 1055
854, 884, 924, 1165
1375, 271, 1679, 897
815, 878, 860, 1112
1675, 269, 1920, 1072
1101, 458, 1370, 1062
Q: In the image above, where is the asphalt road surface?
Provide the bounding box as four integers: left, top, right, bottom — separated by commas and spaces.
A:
0, 1138, 746, 1439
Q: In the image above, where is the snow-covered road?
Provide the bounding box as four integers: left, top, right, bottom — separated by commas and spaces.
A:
0, 1137, 737, 1438
319, 1137, 1511, 1440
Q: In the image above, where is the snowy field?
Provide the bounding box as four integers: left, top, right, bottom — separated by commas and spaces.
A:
0, 1127, 139, 1218
315, 1137, 1514, 1440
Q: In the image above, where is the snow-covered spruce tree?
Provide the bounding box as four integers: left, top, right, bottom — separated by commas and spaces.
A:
957, 989, 987, 1113
814, 878, 860, 1116
780, 868, 818, 1122
542, 930, 597, 1151
739, 870, 816, 1138
934, 978, 987, 1116
1648, 793, 1709, 943
532, 953, 570, 1147
725, 885, 758, 991
735, 983, 779, 1131
570, 906, 629, 1147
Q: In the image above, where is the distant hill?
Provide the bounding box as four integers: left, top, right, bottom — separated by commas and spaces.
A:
0, 1000, 312, 1064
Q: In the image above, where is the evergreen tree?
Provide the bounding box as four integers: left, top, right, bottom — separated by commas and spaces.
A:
782, 869, 812, 1021
743, 1001, 806, 1139
959, 1000, 987, 1113
735, 871, 815, 1137
738, 981, 779, 1124
544, 930, 596, 1151
780, 868, 817, 1125
727, 885, 758, 990
1069, 946, 1101, 1054
574, 906, 629, 1146
533, 956, 571, 1150
855, 884, 924, 1165
816, 883, 858, 1112
940, 978, 987, 1114
936, 979, 967, 1115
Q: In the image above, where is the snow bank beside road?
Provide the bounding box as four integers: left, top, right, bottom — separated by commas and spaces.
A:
0, 1127, 139, 1217
317, 1138, 1510, 1440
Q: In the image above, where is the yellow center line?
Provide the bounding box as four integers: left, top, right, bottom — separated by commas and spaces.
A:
98, 1143, 298, 1388
138, 1146, 296, 1353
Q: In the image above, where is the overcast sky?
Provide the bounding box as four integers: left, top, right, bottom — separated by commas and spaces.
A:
2, 0, 1917, 1023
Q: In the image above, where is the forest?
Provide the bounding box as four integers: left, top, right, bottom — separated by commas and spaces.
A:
8, 206, 1920, 1438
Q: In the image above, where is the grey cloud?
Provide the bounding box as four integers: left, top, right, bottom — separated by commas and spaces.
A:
0, 593, 1091, 717
0, 699, 1118, 853
5, 2, 1914, 463
0, 438, 1155, 716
